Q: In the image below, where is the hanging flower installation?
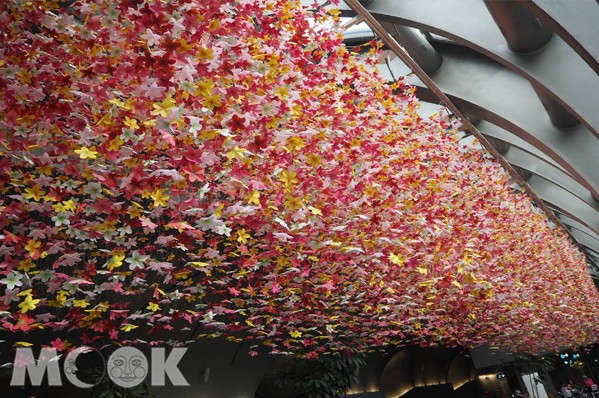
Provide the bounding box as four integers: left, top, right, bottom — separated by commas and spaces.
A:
1, 0, 599, 358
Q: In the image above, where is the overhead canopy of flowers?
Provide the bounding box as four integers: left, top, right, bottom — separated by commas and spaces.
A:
1, 0, 599, 357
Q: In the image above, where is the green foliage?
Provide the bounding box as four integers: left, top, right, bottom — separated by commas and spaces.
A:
89, 371, 156, 398
273, 349, 366, 398
509, 353, 557, 375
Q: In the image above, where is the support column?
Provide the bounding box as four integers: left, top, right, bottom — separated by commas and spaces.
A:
483, 0, 553, 53
380, 22, 443, 75
531, 84, 580, 128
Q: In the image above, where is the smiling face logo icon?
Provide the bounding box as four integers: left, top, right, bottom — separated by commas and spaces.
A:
107, 347, 148, 388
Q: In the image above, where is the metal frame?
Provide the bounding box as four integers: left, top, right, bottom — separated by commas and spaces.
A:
340, 0, 599, 275
343, 0, 573, 239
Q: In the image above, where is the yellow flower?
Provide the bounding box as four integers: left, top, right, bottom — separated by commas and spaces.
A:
150, 189, 169, 207
265, 117, 281, 129
146, 302, 160, 312
120, 324, 139, 332
18, 259, 36, 272
267, 54, 280, 68
24, 185, 46, 201
226, 146, 246, 160
289, 330, 302, 338
54, 199, 77, 212
247, 190, 260, 205
237, 228, 250, 244
197, 46, 214, 62
123, 98, 136, 111
285, 136, 304, 151
279, 170, 298, 191
203, 93, 222, 110
151, 95, 176, 118
123, 158, 138, 168
18, 69, 33, 84
200, 129, 220, 140
274, 85, 289, 99
18, 294, 40, 313
308, 206, 322, 215
62, 199, 77, 212
74, 146, 99, 159
37, 164, 53, 175
54, 290, 69, 307
73, 299, 90, 308
284, 196, 303, 211
25, 239, 42, 256
109, 97, 126, 108
194, 79, 215, 97
389, 252, 404, 266
106, 254, 125, 271
214, 203, 225, 218
416, 266, 428, 275
108, 136, 124, 151
364, 183, 379, 197
207, 19, 220, 32
123, 117, 139, 130
128, 204, 143, 218
95, 113, 113, 127
176, 38, 193, 53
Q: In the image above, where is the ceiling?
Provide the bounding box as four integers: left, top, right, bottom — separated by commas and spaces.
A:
321, 0, 599, 279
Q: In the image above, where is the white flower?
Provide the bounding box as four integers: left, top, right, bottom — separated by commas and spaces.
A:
102, 229, 117, 242
38, 270, 54, 283
188, 116, 202, 136
215, 224, 232, 237
198, 107, 212, 116
93, 284, 104, 294
51, 212, 71, 226
1, 272, 23, 290
203, 311, 215, 322
200, 152, 218, 167
14, 124, 30, 137
120, 128, 136, 142
196, 215, 222, 231
125, 251, 150, 270
114, 236, 127, 245
179, 81, 196, 93
198, 183, 211, 199
1, 65, 16, 79
117, 225, 132, 236
84, 182, 103, 199
141, 28, 161, 46
61, 179, 80, 191
62, 282, 77, 295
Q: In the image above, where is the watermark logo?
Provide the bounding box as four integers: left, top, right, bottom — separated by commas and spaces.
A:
107, 347, 148, 388
10, 346, 189, 388
63, 346, 105, 388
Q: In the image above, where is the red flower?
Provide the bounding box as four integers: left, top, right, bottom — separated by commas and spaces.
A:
227, 115, 247, 132
13, 314, 36, 332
